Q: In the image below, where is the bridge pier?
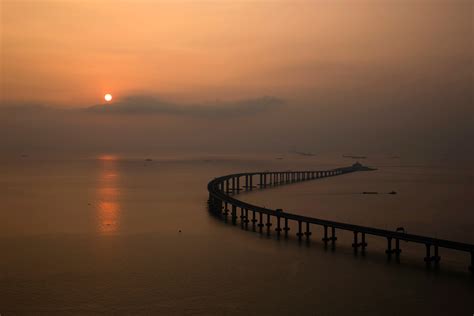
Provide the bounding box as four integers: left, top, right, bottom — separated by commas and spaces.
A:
361, 233, 367, 251
231, 205, 237, 225
236, 177, 240, 193
275, 216, 282, 236
266, 214, 272, 235
395, 239, 401, 258
424, 244, 441, 265
322, 225, 329, 243
283, 218, 290, 238
240, 208, 244, 228
232, 177, 235, 193
352, 231, 368, 252
385, 237, 393, 257
223, 202, 229, 216
304, 222, 312, 240
424, 244, 431, 265
297, 220, 303, 240
352, 231, 359, 251
258, 212, 264, 233
244, 209, 249, 229
330, 227, 337, 243
250, 175, 253, 190
251, 210, 257, 229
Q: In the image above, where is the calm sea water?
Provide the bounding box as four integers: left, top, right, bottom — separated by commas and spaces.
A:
0, 153, 473, 315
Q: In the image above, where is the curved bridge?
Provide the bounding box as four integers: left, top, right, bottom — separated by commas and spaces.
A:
207, 164, 474, 273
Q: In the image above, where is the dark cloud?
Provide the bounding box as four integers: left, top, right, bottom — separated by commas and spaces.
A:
85, 95, 285, 117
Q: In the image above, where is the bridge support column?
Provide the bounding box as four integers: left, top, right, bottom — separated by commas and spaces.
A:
223, 202, 229, 216
297, 221, 303, 240
330, 227, 337, 244
275, 216, 282, 236
258, 212, 264, 233
322, 225, 329, 244
225, 180, 229, 193
240, 208, 244, 228
283, 218, 290, 238
266, 214, 272, 235
231, 205, 237, 225
424, 244, 431, 265
394, 239, 401, 258
251, 210, 257, 228
236, 177, 240, 193
244, 209, 249, 229
232, 177, 235, 193
304, 222, 312, 240
361, 233, 367, 251
385, 237, 393, 257
352, 231, 359, 251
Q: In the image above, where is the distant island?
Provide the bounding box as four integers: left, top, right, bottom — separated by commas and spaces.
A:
343, 154, 367, 159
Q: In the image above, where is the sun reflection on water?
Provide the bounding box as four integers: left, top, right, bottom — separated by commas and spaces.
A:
96, 154, 120, 235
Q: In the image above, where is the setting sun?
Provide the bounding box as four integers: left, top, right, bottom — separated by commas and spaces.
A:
104, 94, 112, 102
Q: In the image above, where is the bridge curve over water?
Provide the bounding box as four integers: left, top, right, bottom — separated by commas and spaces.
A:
207, 164, 474, 273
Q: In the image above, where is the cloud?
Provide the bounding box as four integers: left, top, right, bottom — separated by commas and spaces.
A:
85, 94, 285, 117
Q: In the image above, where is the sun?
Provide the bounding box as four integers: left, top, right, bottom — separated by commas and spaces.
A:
104, 94, 113, 102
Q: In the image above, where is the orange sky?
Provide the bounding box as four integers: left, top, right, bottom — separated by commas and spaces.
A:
1, 0, 471, 107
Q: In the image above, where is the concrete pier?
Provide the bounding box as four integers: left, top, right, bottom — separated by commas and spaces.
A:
258, 212, 264, 233
266, 214, 272, 235
297, 220, 303, 240
275, 215, 282, 235
283, 218, 290, 237
304, 222, 311, 240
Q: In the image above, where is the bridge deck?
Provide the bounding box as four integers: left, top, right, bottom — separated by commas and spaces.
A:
207, 166, 474, 272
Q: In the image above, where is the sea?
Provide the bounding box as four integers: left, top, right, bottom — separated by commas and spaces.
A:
0, 152, 473, 315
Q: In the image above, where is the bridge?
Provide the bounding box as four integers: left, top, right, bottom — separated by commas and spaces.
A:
207, 164, 474, 273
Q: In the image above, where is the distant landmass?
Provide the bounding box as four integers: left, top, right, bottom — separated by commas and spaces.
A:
343, 154, 367, 159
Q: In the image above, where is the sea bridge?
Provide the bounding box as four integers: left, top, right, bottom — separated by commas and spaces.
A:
207, 164, 474, 273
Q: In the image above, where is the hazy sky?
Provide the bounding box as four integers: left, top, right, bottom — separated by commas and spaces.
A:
0, 0, 472, 157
